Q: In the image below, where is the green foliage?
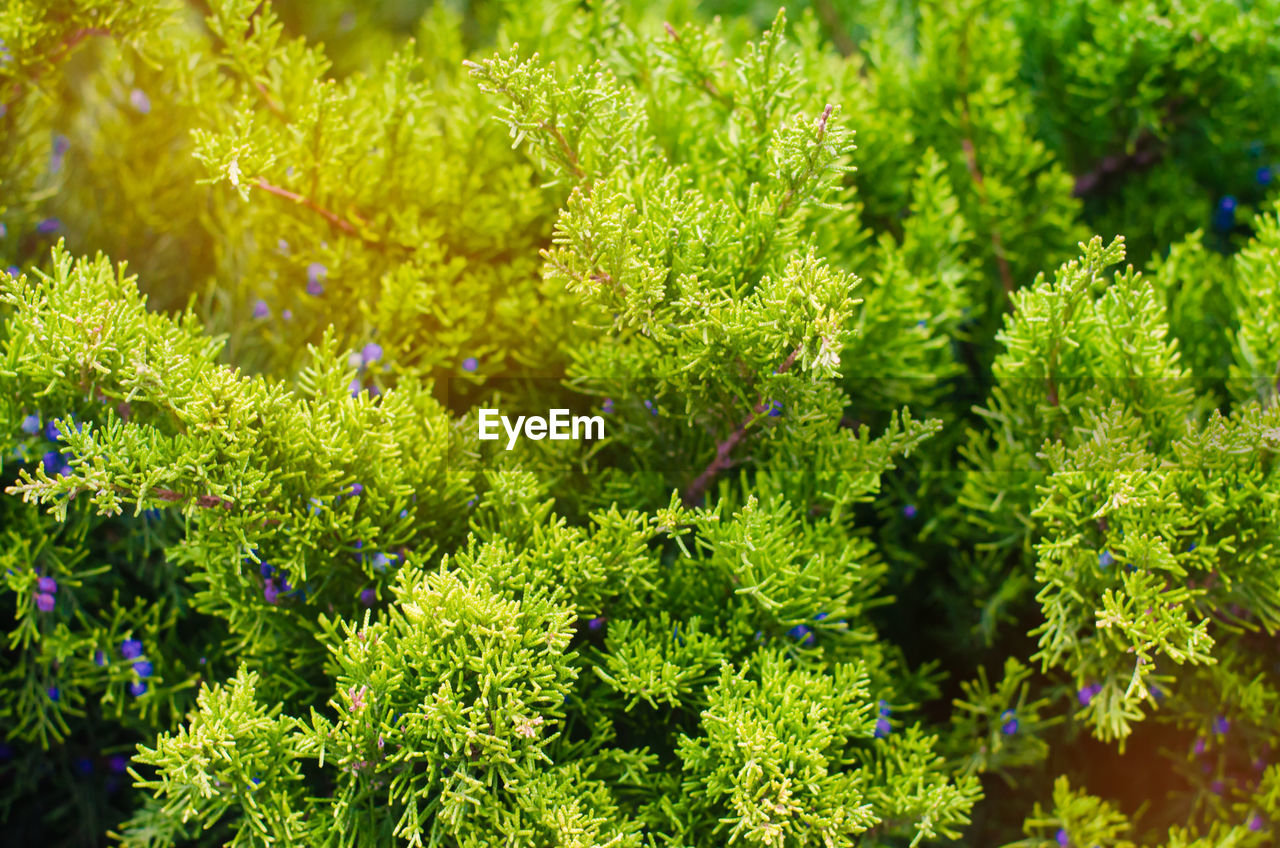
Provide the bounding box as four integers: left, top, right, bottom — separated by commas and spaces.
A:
2, 1, 1280, 846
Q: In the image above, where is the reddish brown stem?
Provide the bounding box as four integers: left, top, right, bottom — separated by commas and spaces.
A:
683, 346, 801, 506
541, 122, 584, 181
150, 487, 234, 510
254, 178, 361, 236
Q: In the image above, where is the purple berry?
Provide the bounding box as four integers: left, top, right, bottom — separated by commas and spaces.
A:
1194, 737, 1206, 755
35, 593, 55, 612
108, 755, 128, 774
371, 553, 390, 572
1001, 709, 1018, 735
252, 300, 270, 319
768, 401, 783, 417
36, 218, 61, 235
602, 398, 614, 414
1214, 196, 1237, 232
360, 588, 376, 606
264, 581, 279, 604
1056, 828, 1069, 847
462, 357, 478, 373
1098, 550, 1114, 569
350, 483, 363, 496
133, 660, 153, 678
94, 650, 105, 667
129, 88, 151, 114
20, 414, 40, 435
349, 378, 363, 397
1213, 715, 1230, 735
37, 576, 56, 594
1249, 815, 1265, 832
903, 504, 917, 519
361, 343, 382, 365
48, 686, 59, 701
120, 639, 143, 659
259, 562, 273, 578
587, 616, 606, 632
874, 717, 892, 738
788, 624, 814, 646
1077, 683, 1101, 706
42, 451, 59, 475
129, 681, 147, 697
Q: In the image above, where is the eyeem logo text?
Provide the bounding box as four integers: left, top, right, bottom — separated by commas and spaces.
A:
478, 409, 605, 450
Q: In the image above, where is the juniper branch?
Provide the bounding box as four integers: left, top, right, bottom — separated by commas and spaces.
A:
683, 346, 801, 506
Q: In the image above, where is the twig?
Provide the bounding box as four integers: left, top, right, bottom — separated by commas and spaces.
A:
1071, 129, 1163, 198
812, 0, 859, 59
5, 27, 112, 102
541, 121, 584, 181
683, 346, 801, 506
663, 22, 736, 111
151, 487, 235, 510
254, 179, 363, 237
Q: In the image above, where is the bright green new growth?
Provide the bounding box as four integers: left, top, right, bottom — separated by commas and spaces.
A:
3, 0, 1280, 846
